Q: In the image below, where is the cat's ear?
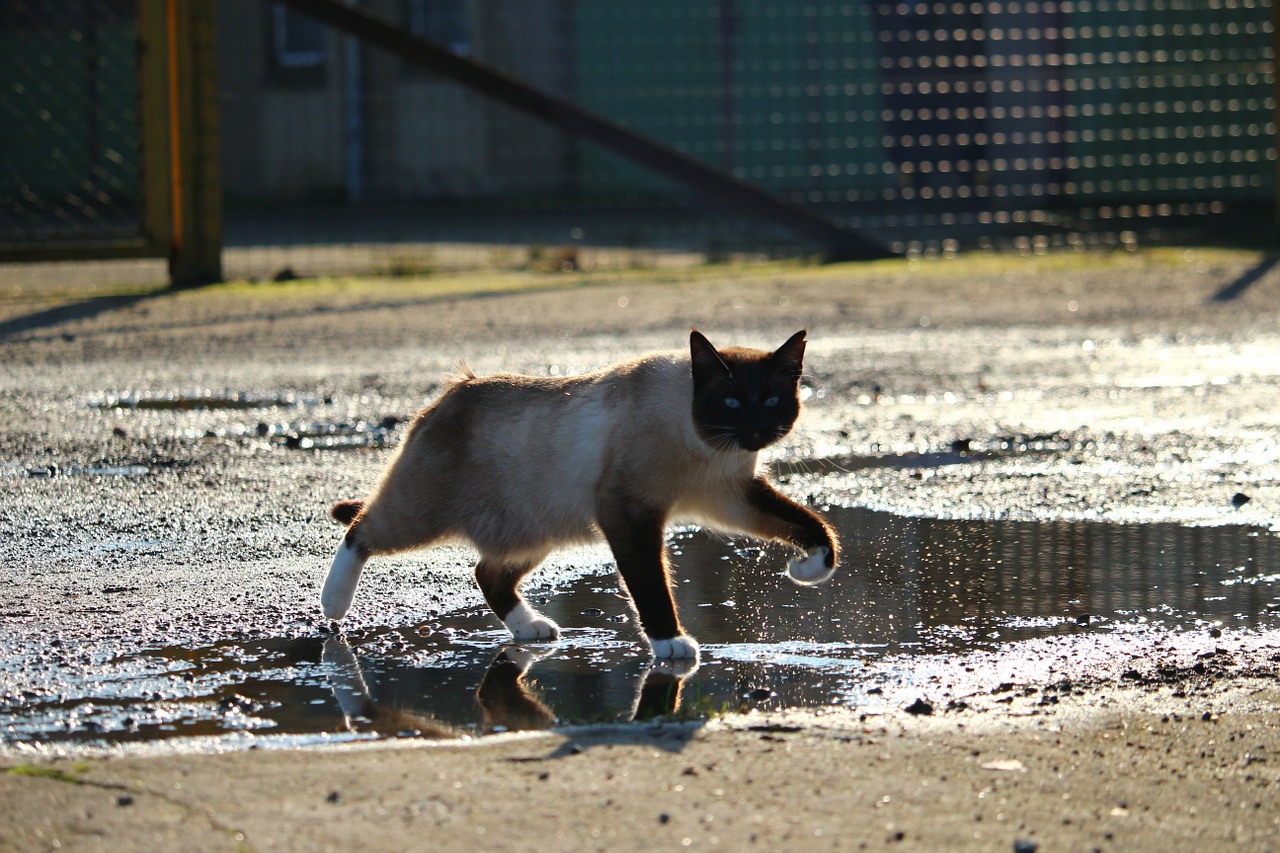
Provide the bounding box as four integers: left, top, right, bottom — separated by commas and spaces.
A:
770, 330, 807, 381
690, 330, 732, 385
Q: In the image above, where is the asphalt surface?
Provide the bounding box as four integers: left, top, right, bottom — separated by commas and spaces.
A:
2, 250, 1280, 850
3, 251, 1278, 648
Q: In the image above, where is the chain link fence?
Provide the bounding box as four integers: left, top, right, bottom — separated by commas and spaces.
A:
0, 0, 1275, 285
220, 0, 1277, 279
0, 0, 146, 255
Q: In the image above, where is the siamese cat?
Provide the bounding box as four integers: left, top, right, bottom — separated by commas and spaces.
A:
322, 330, 838, 661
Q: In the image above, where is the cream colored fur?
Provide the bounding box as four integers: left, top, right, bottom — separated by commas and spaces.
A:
348, 351, 766, 562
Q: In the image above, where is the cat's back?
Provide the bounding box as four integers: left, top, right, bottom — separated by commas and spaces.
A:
434, 350, 688, 413
399, 351, 697, 542
408, 350, 693, 464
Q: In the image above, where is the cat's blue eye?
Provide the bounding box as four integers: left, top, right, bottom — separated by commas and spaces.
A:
763, 396, 780, 408
724, 397, 742, 409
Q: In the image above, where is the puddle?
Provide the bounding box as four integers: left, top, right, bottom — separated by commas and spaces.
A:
205, 418, 401, 450
93, 391, 326, 411
25, 464, 151, 479
4, 508, 1279, 751
269, 417, 401, 451
774, 433, 1073, 477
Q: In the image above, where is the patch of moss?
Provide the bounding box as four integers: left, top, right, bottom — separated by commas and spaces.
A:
6, 765, 80, 784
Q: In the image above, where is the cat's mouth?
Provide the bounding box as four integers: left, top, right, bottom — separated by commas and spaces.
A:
697, 426, 782, 453
735, 431, 780, 452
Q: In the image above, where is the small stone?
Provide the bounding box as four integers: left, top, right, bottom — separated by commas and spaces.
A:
1231, 492, 1251, 508
326, 791, 342, 804
1013, 840, 1038, 853
904, 698, 934, 716
217, 694, 261, 714
116, 795, 134, 807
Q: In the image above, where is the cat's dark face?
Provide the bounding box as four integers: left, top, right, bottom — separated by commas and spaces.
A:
689, 330, 807, 453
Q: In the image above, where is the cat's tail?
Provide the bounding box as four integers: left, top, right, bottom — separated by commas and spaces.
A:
329, 499, 365, 525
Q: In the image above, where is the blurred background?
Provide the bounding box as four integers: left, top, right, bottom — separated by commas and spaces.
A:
1, 0, 1275, 287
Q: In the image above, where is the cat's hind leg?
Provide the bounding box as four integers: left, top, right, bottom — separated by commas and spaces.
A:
475, 557, 560, 642
322, 531, 368, 620
322, 492, 450, 620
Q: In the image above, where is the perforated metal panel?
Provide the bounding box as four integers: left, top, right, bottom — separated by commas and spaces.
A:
569, 0, 1275, 253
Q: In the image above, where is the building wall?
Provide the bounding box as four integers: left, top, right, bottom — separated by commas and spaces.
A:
217, 0, 572, 204
214, 0, 1274, 207
218, 0, 349, 201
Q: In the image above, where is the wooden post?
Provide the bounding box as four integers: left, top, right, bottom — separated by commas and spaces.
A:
142, 0, 223, 287
1273, 0, 1280, 241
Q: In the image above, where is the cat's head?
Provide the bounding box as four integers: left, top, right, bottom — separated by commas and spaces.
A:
689, 330, 807, 453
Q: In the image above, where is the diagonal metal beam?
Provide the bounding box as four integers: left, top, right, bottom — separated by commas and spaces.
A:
270, 0, 896, 261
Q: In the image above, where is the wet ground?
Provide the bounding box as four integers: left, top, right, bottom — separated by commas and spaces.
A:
5, 507, 1280, 750
2, 250, 1279, 758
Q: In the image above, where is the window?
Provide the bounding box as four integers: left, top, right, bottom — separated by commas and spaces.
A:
405, 0, 470, 56
271, 5, 326, 69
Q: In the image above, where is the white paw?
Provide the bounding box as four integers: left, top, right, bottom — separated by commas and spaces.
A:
503, 602, 561, 642
651, 657, 700, 679
786, 546, 835, 586
649, 634, 700, 662
321, 539, 366, 619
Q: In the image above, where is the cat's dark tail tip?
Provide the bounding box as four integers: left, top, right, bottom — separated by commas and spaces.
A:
329, 499, 365, 525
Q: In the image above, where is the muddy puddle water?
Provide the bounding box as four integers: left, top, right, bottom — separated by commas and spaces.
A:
5, 508, 1279, 751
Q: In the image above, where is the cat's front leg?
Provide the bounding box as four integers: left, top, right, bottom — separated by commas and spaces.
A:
597, 500, 700, 662
742, 477, 839, 586
786, 546, 836, 586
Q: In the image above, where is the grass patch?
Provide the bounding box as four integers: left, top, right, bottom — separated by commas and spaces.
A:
6, 765, 81, 784
140, 245, 1266, 321
4, 245, 1264, 316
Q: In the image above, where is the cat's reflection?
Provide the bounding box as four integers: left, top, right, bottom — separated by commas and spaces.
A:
321, 635, 460, 738
322, 636, 693, 737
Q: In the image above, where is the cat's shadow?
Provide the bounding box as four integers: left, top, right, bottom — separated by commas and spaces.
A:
322, 636, 702, 753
